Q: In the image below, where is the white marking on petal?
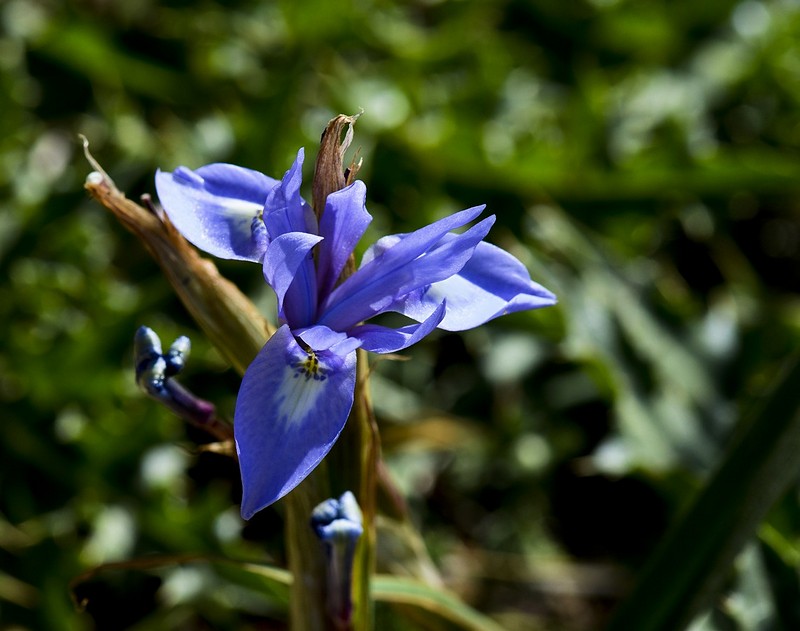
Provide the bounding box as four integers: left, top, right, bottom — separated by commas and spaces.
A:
218, 198, 264, 218
274, 351, 330, 427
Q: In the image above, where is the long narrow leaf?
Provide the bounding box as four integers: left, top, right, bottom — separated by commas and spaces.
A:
373, 575, 506, 631
606, 355, 800, 631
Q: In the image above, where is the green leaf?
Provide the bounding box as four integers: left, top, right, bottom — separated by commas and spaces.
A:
373, 575, 506, 631
606, 355, 800, 631
211, 560, 292, 605
758, 526, 800, 629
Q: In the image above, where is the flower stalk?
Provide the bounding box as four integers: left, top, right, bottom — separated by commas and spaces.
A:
312, 115, 378, 630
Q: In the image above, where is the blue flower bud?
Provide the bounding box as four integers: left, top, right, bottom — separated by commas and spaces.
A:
134, 326, 216, 426
134, 326, 163, 374
310, 498, 340, 529
165, 335, 191, 376
310, 491, 363, 627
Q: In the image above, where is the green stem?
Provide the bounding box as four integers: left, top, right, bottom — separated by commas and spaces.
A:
352, 350, 379, 631
328, 350, 378, 630
285, 466, 332, 631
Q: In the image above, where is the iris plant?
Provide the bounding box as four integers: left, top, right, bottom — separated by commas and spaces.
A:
156, 148, 556, 519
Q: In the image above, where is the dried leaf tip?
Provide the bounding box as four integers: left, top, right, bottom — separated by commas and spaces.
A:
79, 135, 115, 190
312, 112, 363, 218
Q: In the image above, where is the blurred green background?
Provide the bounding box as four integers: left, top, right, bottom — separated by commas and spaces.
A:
2, 0, 800, 629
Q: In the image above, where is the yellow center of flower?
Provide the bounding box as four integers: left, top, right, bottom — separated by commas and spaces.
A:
295, 352, 327, 382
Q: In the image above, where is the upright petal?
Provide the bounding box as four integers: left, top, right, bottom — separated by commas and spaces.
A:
235, 325, 357, 519
262, 149, 319, 327
155, 164, 278, 261
318, 210, 494, 331
263, 232, 323, 316
262, 149, 315, 238
387, 239, 557, 331
316, 181, 372, 298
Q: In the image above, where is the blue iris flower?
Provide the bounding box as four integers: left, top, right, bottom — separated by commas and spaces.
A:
156, 149, 556, 518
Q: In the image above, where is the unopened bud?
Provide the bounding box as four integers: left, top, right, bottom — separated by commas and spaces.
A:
134, 326, 215, 426
310, 491, 363, 628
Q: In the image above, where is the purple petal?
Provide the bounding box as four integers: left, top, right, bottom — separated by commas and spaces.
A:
318, 209, 493, 331
296, 325, 361, 355
392, 240, 557, 331
263, 232, 323, 316
349, 301, 446, 353
155, 164, 278, 261
316, 181, 372, 298
262, 149, 316, 238
359, 233, 401, 267
235, 325, 357, 519
261, 150, 319, 327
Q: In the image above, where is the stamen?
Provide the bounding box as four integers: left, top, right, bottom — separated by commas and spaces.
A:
294, 350, 328, 382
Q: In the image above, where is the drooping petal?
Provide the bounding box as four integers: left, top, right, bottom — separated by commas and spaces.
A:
155, 164, 277, 261
261, 149, 319, 328
318, 209, 493, 331
349, 301, 446, 353
263, 232, 323, 316
235, 325, 357, 519
388, 239, 557, 331
316, 181, 372, 298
